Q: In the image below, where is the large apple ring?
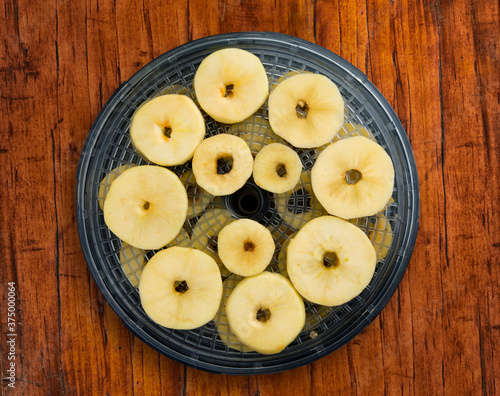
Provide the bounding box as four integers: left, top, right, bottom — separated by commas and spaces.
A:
287, 216, 376, 306
194, 48, 269, 124
130, 94, 205, 166
225, 272, 305, 355
312, 136, 395, 219
268, 73, 344, 148
103, 165, 188, 250
139, 247, 223, 330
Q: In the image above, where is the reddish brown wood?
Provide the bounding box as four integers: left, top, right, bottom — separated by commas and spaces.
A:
1, 0, 498, 394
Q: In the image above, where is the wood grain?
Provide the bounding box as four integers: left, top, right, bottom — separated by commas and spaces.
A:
1, 0, 498, 394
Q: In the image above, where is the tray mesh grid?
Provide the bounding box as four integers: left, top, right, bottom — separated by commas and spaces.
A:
77, 33, 418, 373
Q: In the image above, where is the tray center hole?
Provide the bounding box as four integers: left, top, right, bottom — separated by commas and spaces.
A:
225, 182, 268, 219
237, 191, 259, 214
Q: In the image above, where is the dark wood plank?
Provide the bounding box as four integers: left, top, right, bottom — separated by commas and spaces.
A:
252, 365, 312, 396
365, 1, 447, 395
437, 0, 499, 394
52, 0, 112, 394
145, 0, 189, 59
114, 0, 154, 82
0, 0, 64, 394
184, 370, 252, 396
468, 2, 500, 394
310, 345, 353, 395
128, 338, 184, 396
86, 0, 120, 115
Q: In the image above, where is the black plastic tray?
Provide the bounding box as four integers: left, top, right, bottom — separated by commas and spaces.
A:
76, 32, 419, 374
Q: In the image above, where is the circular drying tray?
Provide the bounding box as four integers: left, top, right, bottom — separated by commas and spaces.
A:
76, 32, 419, 374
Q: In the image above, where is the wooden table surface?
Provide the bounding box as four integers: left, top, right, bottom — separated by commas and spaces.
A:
1, 0, 498, 394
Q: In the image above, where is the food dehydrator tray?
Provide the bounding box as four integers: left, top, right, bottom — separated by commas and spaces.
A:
76, 32, 419, 374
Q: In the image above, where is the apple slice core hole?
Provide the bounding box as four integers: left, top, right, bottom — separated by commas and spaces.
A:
174, 280, 189, 293
224, 84, 234, 97
296, 100, 309, 118
323, 251, 340, 268
244, 240, 255, 252
162, 126, 172, 139
345, 169, 362, 184
217, 156, 234, 175
256, 308, 271, 322
276, 163, 287, 178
